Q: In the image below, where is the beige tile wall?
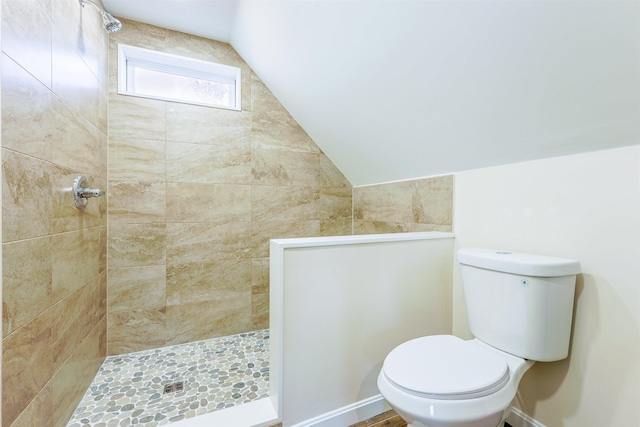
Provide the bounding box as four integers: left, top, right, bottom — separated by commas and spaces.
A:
1, 0, 108, 425
1, 6, 456, 423
106, 20, 353, 354
353, 175, 454, 234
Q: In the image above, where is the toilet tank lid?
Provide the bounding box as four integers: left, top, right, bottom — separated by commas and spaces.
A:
457, 248, 580, 277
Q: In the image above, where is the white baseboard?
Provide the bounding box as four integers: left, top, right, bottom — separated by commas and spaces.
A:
169, 398, 278, 427
505, 408, 547, 427
289, 394, 391, 427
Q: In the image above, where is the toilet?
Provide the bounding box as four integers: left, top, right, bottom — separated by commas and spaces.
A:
377, 248, 580, 427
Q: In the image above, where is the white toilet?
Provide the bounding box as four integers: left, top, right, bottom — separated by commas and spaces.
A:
377, 248, 580, 427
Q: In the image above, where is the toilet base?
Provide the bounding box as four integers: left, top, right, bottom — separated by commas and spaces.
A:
407, 422, 505, 427
397, 409, 505, 427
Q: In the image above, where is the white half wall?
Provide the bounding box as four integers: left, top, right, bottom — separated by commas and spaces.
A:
270, 232, 455, 426
453, 146, 640, 426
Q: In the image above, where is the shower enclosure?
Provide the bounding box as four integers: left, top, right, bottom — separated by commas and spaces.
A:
103, 17, 352, 358
1, 2, 350, 426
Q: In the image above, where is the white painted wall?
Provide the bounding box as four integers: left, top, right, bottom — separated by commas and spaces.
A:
231, 1, 639, 186
270, 233, 455, 426
453, 146, 640, 426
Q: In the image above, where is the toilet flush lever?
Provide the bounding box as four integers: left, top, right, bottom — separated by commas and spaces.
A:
74, 176, 105, 210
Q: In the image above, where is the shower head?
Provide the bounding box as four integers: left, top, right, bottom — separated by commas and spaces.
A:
101, 10, 122, 33
79, 0, 122, 33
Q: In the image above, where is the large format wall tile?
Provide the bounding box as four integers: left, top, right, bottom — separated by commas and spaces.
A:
166, 139, 251, 184
251, 293, 269, 331
1, 0, 52, 88
251, 258, 269, 329
51, 317, 106, 426
108, 181, 166, 224
108, 223, 167, 268
108, 95, 166, 141
164, 30, 248, 72
166, 222, 252, 264
252, 148, 320, 186
98, 85, 109, 134
250, 258, 270, 330
166, 103, 251, 144
65, 0, 107, 86
108, 137, 166, 182
107, 309, 166, 355
2, 237, 52, 337
166, 183, 251, 223
412, 177, 455, 225
251, 74, 319, 153
354, 184, 413, 223
10, 383, 53, 427
166, 294, 252, 345
2, 309, 54, 427
52, 23, 101, 127
251, 258, 269, 296
320, 153, 351, 188
2, 149, 53, 242
99, 226, 107, 274
167, 259, 251, 306
320, 218, 353, 236
51, 227, 101, 302
51, 96, 104, 175
51, 275, 105, 370
1, 54, 53, 160
320, 187, 353, 220
108, 266, 166, 313
252, 186, 320, 222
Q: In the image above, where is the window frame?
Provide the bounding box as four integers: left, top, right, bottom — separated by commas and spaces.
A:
117, 43, 242, 111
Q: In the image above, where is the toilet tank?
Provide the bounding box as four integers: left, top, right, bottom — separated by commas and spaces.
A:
457, 248, 580, 362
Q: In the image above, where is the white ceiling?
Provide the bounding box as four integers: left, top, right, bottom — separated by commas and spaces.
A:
103, 0, 639, 186
103, 0, 238, 43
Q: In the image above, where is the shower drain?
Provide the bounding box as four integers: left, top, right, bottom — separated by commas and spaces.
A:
163, 381, 184, 394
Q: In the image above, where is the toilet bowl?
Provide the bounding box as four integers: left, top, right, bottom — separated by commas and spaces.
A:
377, 248, 580, 427
377, 335, 534, 427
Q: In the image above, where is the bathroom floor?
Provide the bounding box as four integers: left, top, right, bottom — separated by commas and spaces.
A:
67, 329, 270, 427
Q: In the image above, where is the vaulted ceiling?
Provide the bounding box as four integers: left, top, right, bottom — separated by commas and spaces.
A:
103, 0, 639, 186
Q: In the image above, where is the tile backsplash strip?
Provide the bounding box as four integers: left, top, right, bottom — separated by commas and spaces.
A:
2, 0, 108, 425
353, 175, 454, 234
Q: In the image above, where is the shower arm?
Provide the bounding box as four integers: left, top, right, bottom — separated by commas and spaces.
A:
79, 0, 122, 33
79, 0, 107, 14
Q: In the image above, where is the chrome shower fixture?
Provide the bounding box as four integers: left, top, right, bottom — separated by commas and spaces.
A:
73, 176, 105, 210
79, 0, 122, 33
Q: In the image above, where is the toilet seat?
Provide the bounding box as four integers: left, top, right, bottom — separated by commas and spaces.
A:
383, 335, 510, 400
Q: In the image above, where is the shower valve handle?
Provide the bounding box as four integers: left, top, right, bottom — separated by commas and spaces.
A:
73, 176, 105, 210
78, 187, 104, 198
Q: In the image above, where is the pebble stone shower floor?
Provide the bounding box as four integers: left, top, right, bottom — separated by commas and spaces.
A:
67, 329, 270, 427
